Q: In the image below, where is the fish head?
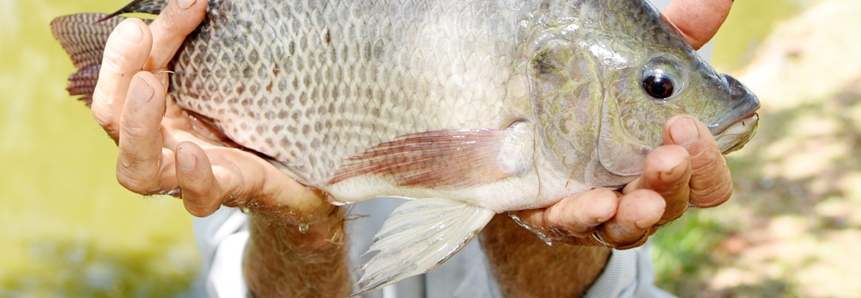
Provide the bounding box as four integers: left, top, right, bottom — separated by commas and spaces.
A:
526, 0, 759, 184
592, 2, 760, 179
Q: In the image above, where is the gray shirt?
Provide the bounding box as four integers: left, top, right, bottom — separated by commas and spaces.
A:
194, 200, 675, 298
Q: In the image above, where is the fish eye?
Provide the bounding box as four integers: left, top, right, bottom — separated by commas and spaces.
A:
641, 57, 683, 100
642, 71, 675, 99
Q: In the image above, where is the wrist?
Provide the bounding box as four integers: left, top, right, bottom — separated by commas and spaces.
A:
243, 207, 351, 297
482, 215, 610, 297
241, 186, 338, 225
246, 205, 345, 250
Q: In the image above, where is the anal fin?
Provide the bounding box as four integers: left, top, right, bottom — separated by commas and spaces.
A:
350, 198, 495, 297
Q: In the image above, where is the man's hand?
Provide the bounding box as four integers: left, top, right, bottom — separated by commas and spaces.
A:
92, 0, 330, 222
509, 115, 731, 249
506, 0, 735, 249
94, 3, 350, 296
482, 2, 736, 296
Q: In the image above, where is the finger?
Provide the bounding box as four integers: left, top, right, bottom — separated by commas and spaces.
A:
600, 189, 665, 249
624, 145, 692, 225
116, 72, 170, 194
92, 18, 153, 139
176, 142, 224, 217
665, 0, 733, 49
144, 0, 208, 70
201, 148, 332, 220
664, 115, 732, 208
512, 188, 618, 239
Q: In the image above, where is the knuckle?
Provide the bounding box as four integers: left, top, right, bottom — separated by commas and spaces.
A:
119, 117, 152, 140
101, 45, 135, 74
116, 149, 164, 194
152, 6, 184, 40
691, 178, 733, 208
94, 115, 118, 135
91, 97, 116, 125
688, 147, 732, 207
91, 110, 120, 140
691, 151, 724, 173
157, 16, 181, 37
178, 176, 212, 201
183, 195, 217, 217
116, 169, 158, 194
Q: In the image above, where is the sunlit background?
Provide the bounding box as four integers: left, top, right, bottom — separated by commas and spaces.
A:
1, 0, 859, 297
0, 0, 200, 296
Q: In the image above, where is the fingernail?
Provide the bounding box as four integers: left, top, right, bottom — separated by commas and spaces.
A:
177, 145, 197, 171
118, 20, 143, 43
669, 117, 699, 146
178, 0, 196, 9
131, 76, 154, 103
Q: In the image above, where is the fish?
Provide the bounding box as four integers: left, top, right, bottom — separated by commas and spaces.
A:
51, 0, 760, 295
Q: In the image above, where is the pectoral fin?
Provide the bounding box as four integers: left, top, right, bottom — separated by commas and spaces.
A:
350, 198, 496, 297
329, 124, 533, 189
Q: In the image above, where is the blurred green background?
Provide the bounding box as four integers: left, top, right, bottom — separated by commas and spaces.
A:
1, 0, 858, 297
0, 0, 199, 297
652, 0, 861, 297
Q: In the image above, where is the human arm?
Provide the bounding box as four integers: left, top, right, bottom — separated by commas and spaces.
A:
480, 0, 736, 296
90, 1, 349, 297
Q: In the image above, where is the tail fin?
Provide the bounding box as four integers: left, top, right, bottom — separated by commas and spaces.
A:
50, 13, 125, 106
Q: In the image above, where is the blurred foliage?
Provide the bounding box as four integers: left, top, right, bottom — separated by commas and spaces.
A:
652, 0, 861, 296
651, 211, 727, 294
0, 238, 198, 298
710, 0, 807, 73
0, 0, 199, 296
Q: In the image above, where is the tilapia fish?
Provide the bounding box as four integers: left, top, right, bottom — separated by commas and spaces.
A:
52, 0, 760, 295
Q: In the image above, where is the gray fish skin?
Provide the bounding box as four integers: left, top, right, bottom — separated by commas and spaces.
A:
51, 0, 759, 295
171, 0, 757, 197
174, 0, 527, 187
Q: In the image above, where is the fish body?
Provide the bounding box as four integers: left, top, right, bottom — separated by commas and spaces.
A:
52, 0, 760, 295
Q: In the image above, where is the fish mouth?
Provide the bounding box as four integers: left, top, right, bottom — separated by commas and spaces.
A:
715, 113, 759, 154
709, 74, 761, 154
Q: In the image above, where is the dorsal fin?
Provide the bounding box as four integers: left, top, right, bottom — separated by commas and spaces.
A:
102, 0, 170, 21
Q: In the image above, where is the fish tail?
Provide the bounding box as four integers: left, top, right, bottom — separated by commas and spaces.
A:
349, 198, 496, 297
50, 13, 125, 107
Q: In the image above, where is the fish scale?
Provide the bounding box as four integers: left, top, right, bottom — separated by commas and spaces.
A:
52, 0, 760, 295
171, 0, 518, 185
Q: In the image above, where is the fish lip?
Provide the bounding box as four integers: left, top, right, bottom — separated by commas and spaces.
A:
709, 109, 759, 136
708, 74, 761, 136
714, 113, 759, 154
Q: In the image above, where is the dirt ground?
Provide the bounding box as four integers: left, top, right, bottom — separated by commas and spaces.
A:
651, 1, 861, 297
